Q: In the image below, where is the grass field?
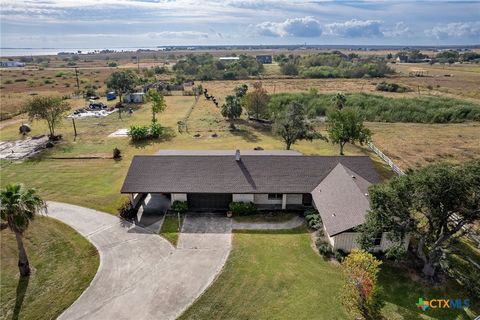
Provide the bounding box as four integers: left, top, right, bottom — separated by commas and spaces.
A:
159, 214, 184, 246
367, 122, 480, 170
392, 63, 480, 101
0, 216, 99, 320
179, 228, 477, 320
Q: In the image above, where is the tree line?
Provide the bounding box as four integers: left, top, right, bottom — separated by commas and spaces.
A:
276, 51, 394, 78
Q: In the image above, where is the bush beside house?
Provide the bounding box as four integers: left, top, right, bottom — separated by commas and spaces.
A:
229, 202, 257, 216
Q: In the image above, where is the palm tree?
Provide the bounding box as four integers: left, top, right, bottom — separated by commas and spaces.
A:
1, 184, 46, 277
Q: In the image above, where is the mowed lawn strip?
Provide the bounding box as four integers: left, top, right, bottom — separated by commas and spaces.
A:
0, 216, 99, 320
179, 227, 347, 320
160, 213, 184, 246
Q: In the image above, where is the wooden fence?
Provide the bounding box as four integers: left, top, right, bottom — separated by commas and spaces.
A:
367, 142, 404, 176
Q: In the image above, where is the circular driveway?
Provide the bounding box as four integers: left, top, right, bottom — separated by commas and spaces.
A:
47, 202, 231, 320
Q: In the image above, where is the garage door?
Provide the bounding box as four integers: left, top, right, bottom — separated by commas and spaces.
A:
187, 193, 232, 210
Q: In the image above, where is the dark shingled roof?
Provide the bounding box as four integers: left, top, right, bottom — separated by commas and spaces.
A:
121, 155, 380, 194
312, 163, 373, 236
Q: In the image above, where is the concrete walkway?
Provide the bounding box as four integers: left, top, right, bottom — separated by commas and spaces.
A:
47, 202, 231, 320
232, 215, 304, 230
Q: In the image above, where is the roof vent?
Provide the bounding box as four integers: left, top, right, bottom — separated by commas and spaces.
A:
365, 193, 369, 197
351, 175, 356, 179
332, 213, 336, 217
235, 149, 241, 161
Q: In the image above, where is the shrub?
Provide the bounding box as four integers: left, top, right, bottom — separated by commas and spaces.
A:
4, 80, 13, 84
171, 201, 188, 214
150, 122, 162, 138
316, 239, 332, 256
304, 208, 322, 230
154, 66, 168, 74
113, 147, 121, 159
334, 249, 347, 262
118, 200, 136, 220
376, 81, 411, 93
229, 202, 257, 215
128, 125, 150, 141
108, 62, 118, 67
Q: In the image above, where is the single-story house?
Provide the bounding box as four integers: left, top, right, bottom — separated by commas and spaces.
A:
121, 150, 408, 252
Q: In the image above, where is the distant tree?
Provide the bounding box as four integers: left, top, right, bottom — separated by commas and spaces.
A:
24, 96, 70, 139
234, 84, 248, 98
327, 108, 371, 155
146, 89, 166, 123
359, 161, 480, 280
221, 95, 242, 129
386, 53, 393, 60
105, 70, 137, 103
333, 92, 346, 110
0, 184, 46, 277
341, 249, 384, 320
273, 102, 322, 150
245, 82, 269, 120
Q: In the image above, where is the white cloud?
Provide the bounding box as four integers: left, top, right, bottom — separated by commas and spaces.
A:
324, 19, 384, 38
255, 16, 322, 37
383, 22, 412, 37
425, 21, 480, 39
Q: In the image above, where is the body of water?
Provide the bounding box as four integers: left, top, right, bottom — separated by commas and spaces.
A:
0, 47, 160, 57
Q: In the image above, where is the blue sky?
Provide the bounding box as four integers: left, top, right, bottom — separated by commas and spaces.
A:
1, 0, 479, 48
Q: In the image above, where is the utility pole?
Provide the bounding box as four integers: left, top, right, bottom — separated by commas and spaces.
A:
74, 67, 80, 93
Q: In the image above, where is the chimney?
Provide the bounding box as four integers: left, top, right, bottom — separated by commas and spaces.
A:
235, 149, 241, 161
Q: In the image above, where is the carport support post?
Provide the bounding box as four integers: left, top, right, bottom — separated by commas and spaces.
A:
282, 194, 287, 210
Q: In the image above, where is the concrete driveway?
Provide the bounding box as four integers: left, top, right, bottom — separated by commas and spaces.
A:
47, 202, 231, 320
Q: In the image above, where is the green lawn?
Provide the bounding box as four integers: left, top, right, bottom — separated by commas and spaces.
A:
160, 213, 184, 246
0, 216, 99, 320
233, 211, 298, 223
180, 227, 478, 320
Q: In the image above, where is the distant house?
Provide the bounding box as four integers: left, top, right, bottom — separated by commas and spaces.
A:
396, 55, 431, 64
256, 55, 273, 64
121, 150, 409, 252
1, 61, 26, 67
123, 92, 144, 103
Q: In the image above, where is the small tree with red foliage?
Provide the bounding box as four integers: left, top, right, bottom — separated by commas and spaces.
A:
341, 249, 384, 320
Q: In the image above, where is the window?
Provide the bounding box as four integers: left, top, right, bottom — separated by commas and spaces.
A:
267, 193, 282, 200
373, 232, 382, 246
